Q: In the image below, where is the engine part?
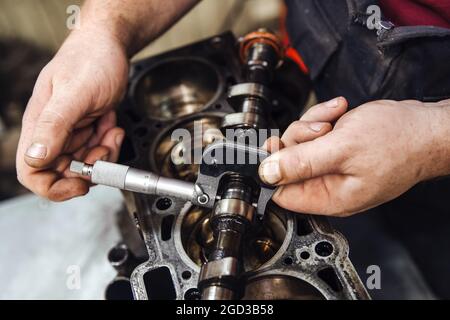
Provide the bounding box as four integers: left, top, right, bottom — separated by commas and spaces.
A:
195, 29, 285, 300
104, 243, 139, 300
102, 31, 369, 300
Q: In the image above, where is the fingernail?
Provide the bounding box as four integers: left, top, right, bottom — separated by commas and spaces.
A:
325, 97, 340, 108
259, 159, 281, 185
26, 143, 47, 159
101, 154, 109, 161
309, 122, 325, 132
115, 134, 124, 147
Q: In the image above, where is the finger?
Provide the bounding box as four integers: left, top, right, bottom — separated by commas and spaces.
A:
99, 127, 125, 162
262, 136, 285, 154
19, 162, 89, 201
44, 151, 90, 201
46, 178, 90, 202
64, 126, 94, 153
259, 133, 346, 185
73, 146, 88, 161
88, 110, 117, 148
74, 115, 98, 129
272, 175, 348, 215
71, 113, 121, 161
281, 121, 332, 147
16, 72, 53, 186
84, 146, 111, 166
24, 90, 89, 168
300, 97, 348, 122
21, 143, 112, 201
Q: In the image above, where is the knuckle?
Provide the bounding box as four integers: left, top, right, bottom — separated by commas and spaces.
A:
34, 183, 50, 199
292, 151, 313, 180
335, 138, 357, 162
36, 65, 52, 83
267, 136, 283, 152
37, 110, 70, 134
302, 104, 320, 118
18, 175, 49, 199
286, 120, 303, 133
266, 135, 280, 145
52, 73, 73, 89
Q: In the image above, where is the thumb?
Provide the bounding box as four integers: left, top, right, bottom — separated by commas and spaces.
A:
259, 134, 345, 185
24, 93, 86, 168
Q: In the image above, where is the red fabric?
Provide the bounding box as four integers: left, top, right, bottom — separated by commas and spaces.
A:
279, 3, 309, 74
379, 0, 450, 29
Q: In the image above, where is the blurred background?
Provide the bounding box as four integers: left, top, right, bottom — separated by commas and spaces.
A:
0, 0, 282, 299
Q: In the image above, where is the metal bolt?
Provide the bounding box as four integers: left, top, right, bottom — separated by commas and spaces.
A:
197, 194, 209, 205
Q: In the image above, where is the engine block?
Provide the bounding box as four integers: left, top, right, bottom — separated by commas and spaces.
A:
105, 31, 370, 300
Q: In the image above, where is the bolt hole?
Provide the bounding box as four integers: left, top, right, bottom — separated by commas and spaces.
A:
156, 197, 172, 211
215, 104, 221, 109
184, 288, 201, 300
315, 241, 334, 257
300, 251, 310, 260
182, 271, 192, 280
283, 256, 294, 265
108, 244, 128, 266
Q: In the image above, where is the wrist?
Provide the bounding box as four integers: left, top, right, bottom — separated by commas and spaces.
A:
66, 20, 130, 59
76, 0, 200, 57
74, 4, 136, 57
422, 101, 450, 180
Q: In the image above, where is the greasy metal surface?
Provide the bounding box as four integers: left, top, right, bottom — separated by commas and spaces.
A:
195, 140, 276, 215
180, 203, 287, 271
134, 57, 222, 121
243, 275, 325, 300
151, 115, 224, 182
112, 32, 369, 300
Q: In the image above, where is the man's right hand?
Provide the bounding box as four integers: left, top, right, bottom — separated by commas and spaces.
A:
16, 28, 129, 201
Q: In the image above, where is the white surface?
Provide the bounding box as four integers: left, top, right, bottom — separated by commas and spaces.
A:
0, 186, 123, 300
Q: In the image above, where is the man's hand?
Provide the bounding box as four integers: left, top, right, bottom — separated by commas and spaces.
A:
259, 98, 450, 216
16, 0, 199, 201
16, 29, 129, 201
